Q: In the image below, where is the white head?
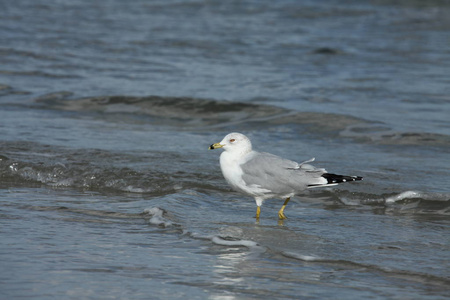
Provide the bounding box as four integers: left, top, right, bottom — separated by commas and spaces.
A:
209, 132, 252, 154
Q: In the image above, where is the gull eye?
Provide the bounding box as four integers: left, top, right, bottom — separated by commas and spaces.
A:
229, 139, 236, 143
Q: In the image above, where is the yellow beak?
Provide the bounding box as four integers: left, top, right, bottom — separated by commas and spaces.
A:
209, 143, 223, 150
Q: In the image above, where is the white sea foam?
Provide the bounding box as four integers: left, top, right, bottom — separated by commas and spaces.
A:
123, 185, 145, 193
282, 251, 320, 262
188, 229, 263, 250
143, 207, 173, 227
339, 196, 361, 206
385, 191, 422, 204
211, 236, 259, 248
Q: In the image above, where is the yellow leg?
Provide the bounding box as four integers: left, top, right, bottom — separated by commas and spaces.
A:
255, 206, 261, 219
278, 197, 290, 220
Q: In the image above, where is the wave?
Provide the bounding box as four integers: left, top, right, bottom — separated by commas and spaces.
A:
143, 207, 450, 288
0, 141, 217, 195
341, 123, 450, 147
35, 94, 287, 128
1, 141, 448, 214
13, 197, 448, 299
1, 157, 175, 194
0, 69, 80, 79
282, 251, 450, 288
34, 94, 450, 147
336, 190, 449, 215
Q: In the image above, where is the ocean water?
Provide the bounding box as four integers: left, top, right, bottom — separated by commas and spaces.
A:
1, 0, 449, 299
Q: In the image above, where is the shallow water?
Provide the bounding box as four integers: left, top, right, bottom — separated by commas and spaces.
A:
1, 0, 449, 299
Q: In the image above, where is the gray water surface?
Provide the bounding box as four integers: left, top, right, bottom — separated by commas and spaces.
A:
1, 1, 449, 299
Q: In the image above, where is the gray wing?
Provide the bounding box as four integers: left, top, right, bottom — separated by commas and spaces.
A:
240, 152, 326, 195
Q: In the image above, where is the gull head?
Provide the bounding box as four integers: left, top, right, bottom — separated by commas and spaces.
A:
209, 132, 252, 154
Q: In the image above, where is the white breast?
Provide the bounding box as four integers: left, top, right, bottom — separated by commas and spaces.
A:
219, 151, 271, 197
219, 151, 246, 192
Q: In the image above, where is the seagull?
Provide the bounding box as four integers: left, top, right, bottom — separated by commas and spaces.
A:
209, 132, 362, 220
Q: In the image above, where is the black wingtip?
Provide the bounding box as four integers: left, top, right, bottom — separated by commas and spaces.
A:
322, 173, 363, 184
